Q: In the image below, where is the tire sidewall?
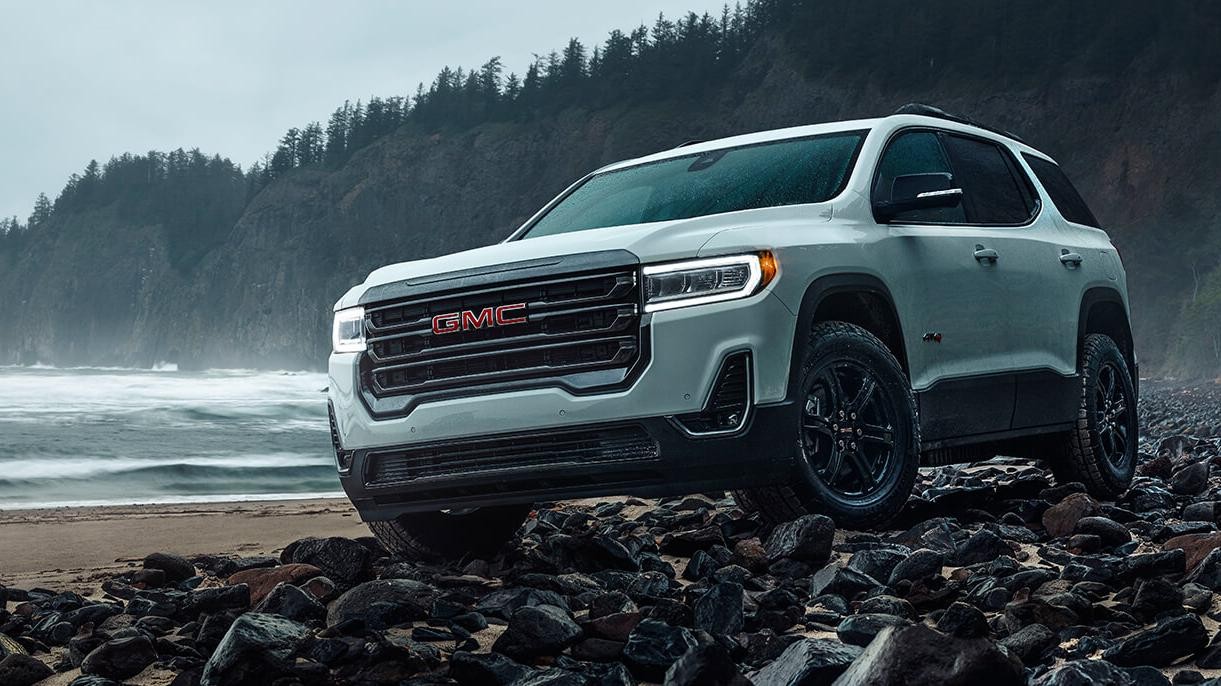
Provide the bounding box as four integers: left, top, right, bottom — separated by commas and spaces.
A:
792, 325, 919, 524
1080, 336, 1138, 489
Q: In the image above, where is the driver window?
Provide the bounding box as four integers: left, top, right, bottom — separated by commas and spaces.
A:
873, 131, 967, 224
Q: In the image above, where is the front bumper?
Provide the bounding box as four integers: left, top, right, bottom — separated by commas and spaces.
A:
328, 291, 799, 518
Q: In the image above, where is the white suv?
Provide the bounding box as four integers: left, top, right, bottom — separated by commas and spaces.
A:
328, 104, 1138, 559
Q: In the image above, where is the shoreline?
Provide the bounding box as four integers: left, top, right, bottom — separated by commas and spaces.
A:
0, 497, 363, 594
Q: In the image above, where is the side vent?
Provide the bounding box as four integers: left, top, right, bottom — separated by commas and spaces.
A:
672, 352, 752, 436
328, 402, 354, 473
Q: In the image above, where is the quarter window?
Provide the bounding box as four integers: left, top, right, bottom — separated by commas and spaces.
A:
1022, 154, 1101, 228
940, 134, 1037, 224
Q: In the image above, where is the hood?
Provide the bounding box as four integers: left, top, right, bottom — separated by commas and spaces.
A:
335, 204, 832, 309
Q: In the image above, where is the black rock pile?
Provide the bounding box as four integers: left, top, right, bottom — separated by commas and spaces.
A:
2, 382, 1221, 685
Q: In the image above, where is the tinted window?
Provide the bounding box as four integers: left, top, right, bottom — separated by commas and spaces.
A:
871, 131, 966, 223
941, 135, 1036, 224
523, 132, 865, 238
1022, 154, 1101, 227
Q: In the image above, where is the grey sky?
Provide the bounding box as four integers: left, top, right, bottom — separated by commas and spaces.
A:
0, 0, 722, 221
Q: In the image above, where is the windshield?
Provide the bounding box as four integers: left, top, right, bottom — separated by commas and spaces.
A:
521, 130, 867, 239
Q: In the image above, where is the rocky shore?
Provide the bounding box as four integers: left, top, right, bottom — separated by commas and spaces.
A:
2, 381, 1221, 686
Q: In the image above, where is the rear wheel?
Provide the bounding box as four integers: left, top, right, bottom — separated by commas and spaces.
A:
734, 322, 919, 529
1049, 334, 1137, 498
367, 504, 531, 560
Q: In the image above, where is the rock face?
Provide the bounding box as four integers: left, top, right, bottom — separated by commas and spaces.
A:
832, 625, 1025, 686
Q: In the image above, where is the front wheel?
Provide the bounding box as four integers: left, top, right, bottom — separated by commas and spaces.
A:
734, 321, 920, 529
367, 505, 531, 560
1049, 334, 1137, 498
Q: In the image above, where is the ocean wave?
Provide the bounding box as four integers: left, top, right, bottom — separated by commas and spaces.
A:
0, 491, 347, 511
0, 453, 332, 482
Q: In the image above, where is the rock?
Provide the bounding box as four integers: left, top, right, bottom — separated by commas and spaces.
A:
1043, 493, 1099, 538
663, 643, 740, 686
226, 563, 324, 604
1170, 462, 1210, 495
936, 601, 990, 638
492, 604, 582, 660
764, 514, 835, 563
326, 578, 437, 630
1187, 548, 1221, 590
449, 651, 531, 686
887, 548, 944, 585
954, 530, 1011, 566
184, 584, 250, 614
745, 637, 861, 686
694, 581, 744, 636
1163, 532, 1221, 571
622, 619, 698, 680
846, 548, 908, 582
81, 635, 158, 680
1033, 659, 1139, 685
570, 637, 625, 662
254, 582, 325, 622
0, 654, 54, 686
660, 526, 725, 556
832, 624, 1024, 686
1183, 502, 1218, 523
281, 537, 371, 586
1131, 578, 1184, 620
857, 595, 915, 620
836, 613, 911, 646
1102, 613, 1209, 667
476, 587, 569, 620
810, 564, 881, 599
584, 610, 643, 642
143, 552, 195, 583
1074, 516, 1132, 547
999, 623, 1057, 665
200, 613, 309, 686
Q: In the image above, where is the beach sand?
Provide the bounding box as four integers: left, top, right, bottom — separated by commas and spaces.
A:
0, 498, 364, 595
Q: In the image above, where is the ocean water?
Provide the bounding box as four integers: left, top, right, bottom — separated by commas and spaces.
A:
0, 365, 342, 509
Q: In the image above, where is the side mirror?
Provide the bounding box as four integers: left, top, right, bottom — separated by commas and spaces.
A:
874, 172, 963, 222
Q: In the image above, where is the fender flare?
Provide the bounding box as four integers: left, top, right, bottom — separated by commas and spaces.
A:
786, 273, 909, 400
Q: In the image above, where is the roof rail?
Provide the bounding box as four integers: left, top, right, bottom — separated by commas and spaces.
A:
674, 139, 705, 149
892, 103, 1028, 145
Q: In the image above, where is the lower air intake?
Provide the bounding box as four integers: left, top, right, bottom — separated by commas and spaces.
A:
672, 352, 752, 435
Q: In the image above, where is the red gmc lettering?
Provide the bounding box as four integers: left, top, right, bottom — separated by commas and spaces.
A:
432, 303, 527, 335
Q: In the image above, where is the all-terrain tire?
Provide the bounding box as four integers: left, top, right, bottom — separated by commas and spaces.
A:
367, 504, 532, 560
734, 321, 920, 529
1049, 333, 1138, 498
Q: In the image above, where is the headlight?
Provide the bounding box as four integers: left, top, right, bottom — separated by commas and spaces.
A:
643, 252, 777, 312
332, 306, 366, 353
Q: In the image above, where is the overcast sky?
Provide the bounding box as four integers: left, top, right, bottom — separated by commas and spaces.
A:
0, 1, 722, 221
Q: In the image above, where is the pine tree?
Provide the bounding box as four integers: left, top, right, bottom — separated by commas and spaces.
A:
28, 193, 52, 228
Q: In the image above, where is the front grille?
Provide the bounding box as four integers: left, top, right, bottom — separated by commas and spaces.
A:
360, 267, 643, 399
673, 352, 752, 435
364, 425, 660, 488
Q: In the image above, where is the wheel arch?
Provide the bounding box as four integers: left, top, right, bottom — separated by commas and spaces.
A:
788, 273, 910, 398
1078, 286, 1137, 388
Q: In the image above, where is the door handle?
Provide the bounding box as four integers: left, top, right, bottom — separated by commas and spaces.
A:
973, 245, 999, 263
1059, 250, 1084, 267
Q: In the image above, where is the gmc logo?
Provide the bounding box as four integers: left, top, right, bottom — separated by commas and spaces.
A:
432, 303, 527, 335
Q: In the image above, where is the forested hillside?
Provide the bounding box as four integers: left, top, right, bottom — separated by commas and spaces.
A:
1, 0, 1219, 376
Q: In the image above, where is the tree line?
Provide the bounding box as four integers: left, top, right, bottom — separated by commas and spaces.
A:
1, 0, 797, 261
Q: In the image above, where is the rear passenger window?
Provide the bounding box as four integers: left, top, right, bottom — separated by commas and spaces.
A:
872, 131, 967, 224
1022, 154, 1101, 228
940, 134, 1037, 225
